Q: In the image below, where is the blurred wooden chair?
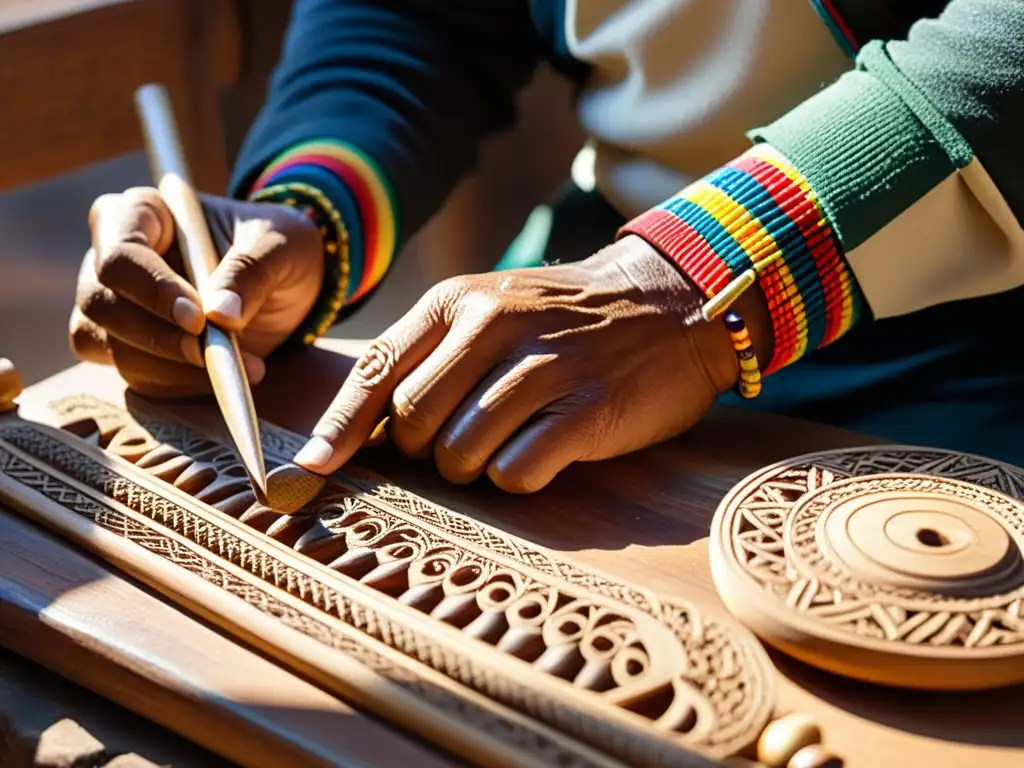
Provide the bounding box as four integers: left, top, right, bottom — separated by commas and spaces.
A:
0, 0, 241, 194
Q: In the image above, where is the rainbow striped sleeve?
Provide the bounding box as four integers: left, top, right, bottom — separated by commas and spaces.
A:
619, 143, 865, 376
249, 139, 400, 308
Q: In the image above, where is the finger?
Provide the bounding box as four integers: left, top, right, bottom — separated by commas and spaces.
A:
90, 189, 204, 335
388, 316, 515, 460
432, 353, 564, 484
293, 293, 450, 474
90, 187, 176, 255
486, 408, 590, 493
202, 205, 313, 331
108, 338, 265, 399
68, 306, 113, 365
77, 278, 203, 367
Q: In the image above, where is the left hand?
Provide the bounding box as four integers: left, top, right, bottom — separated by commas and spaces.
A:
294, 235, 770, 492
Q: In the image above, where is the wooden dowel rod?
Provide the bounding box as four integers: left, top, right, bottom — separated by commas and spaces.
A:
133, 84, 267, 496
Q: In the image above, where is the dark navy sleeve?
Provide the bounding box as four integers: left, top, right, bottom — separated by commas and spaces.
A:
229, 0, 542, 247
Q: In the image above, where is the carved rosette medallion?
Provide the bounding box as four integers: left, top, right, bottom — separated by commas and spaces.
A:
0, 395, 780, 766
710, 447, 1024, 690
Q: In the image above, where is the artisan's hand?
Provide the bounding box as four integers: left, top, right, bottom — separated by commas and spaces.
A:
294, 235, 771, 492
69, 188, 323, 397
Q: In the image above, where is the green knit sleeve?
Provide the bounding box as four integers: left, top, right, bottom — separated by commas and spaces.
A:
753, 0, 1024, 253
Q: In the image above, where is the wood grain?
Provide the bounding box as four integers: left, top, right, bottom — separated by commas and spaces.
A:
15, 340, 1024, 768
0, 501, 456, 768
0, 644, 227, 767
0, 0, 237, 194
0, 414, 745, 767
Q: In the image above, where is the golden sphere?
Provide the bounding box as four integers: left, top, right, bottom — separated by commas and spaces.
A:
788, 744, 843, 768
0, 358, 22, 412
757, 713, 823, 768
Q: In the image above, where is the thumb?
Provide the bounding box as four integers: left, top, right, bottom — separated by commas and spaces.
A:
201, 219, 292, 332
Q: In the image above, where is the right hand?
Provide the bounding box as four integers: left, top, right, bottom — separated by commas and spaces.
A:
70, 187, 324, 397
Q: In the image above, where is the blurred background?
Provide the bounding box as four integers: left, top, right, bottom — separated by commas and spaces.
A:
0, 0, 583, 385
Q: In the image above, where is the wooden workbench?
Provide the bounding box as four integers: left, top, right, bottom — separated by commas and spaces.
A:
3, 339, 1023, 767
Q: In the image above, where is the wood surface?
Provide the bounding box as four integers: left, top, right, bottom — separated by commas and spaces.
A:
711, 458, 1024, 691
0, 643, 227, 767
0, 0, 238, 194
11, 339, 1024, 768
0, 400, 762, 766
0, 498, 455, 768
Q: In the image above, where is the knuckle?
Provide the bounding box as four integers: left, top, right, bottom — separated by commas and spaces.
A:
68, 316, 90, 346
435, 274, 471, 299
316, 396, 363, 440
435, 436, 481, 475
88, 192, 122, 226
93, 245, 133, 285
472, 300, 507, 332
450, 290, 506, 336
390, 387, 431, 434
228, 249, 273, 293
76, 282, 114, 320
317, 408, 354, 436
120, 187, 166, 221
488, 464, 536, 494
122, 186, 161, 203
353, 337, 398, 387
68, 318, 104, 358
493, 272, 524, 295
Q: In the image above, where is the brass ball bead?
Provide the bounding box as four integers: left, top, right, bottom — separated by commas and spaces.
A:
757, 713, 823, 768
788, 744, 843, 768
0, 358, 22, 413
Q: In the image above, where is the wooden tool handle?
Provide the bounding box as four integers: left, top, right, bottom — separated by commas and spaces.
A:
134, 84, 220, 290
133, 84, 267, 496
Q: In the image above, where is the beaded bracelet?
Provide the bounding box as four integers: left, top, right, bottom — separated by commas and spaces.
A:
723, 311, 762, 399
250, 182, 350, 347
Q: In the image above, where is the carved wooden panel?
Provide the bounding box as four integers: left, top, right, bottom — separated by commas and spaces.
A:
0, 395, 777, 768
711, 447, 1024, 691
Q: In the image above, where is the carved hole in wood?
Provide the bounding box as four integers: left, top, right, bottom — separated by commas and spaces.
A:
916, 528, 949, 548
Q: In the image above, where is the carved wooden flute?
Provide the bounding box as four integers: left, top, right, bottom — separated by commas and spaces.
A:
133, 84, 268, 498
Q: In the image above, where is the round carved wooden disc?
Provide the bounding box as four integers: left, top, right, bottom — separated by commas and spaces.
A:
710, 446, 1024, 690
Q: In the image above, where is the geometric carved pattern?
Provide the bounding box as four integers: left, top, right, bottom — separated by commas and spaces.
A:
710, 446, 1024, 690
0, 396, 776, 764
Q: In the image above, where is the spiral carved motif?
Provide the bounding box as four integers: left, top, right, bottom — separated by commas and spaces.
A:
710, 446, 1024, 690
32, 394, 776, 763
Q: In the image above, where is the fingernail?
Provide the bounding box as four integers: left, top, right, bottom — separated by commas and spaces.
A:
294, 436, 334, 471
180, 335, 204, 367
242, 353, 266, 384
172, 297, 204, 333
205, 289, 242, 320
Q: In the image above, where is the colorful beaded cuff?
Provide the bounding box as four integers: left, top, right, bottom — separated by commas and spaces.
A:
618, 143, 864, 376
250, 182, 350, 346
249, 139, 399, 305
724, 311, 762, 399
